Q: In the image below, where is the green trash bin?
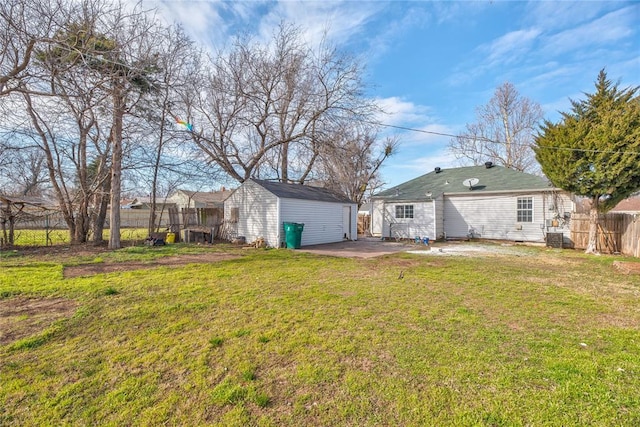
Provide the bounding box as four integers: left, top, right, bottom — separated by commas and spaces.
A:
284, 222, 304, 249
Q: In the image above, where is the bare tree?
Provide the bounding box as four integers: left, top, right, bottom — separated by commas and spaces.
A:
449, 82, 543, 173
3, 0, 168, 248
130, 25, 204, 235
0, 148, 47, 195
316, 124, 398, 206
0, 0, 38, 96
18, 1, 123, 244
186, 23, 378, 185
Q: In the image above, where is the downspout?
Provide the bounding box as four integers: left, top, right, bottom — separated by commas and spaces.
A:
542, 192, 547, 240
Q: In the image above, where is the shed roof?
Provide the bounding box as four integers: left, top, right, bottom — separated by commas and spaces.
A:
251, 179, 354, 204
373, 165, 555, 201
175, 189, 233, 204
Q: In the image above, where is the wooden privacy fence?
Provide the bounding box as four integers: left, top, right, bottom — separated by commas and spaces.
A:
570, 213, 640, 257
357, 214, 371, 235
176, 207, 225, 242
180, 208, 222, 228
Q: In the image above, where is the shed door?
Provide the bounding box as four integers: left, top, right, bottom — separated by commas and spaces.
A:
342, 206, 351, 240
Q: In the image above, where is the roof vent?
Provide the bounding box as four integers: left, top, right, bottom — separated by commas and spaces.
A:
485, 161, 493, 169
435, 167, 442, 173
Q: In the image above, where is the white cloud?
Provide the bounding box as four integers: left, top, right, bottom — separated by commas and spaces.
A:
523, 1, 609, 31
151, 1, 228, 45
242, 1, 387, 48
375, 97, 433, 126
542, 6, 637, 56
382, 147, 457, 187
363, 4, 433, 63
372, 97, 457, 148
482, 28, 542, 68
447, 3, 638, 89
447, 28, 541, 87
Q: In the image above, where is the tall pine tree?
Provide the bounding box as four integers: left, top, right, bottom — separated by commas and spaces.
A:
534, 70, 640, 253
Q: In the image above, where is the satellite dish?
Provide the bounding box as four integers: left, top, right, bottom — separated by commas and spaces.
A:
462, 178, 479, 189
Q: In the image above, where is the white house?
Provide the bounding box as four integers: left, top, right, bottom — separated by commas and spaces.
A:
167, 189, 233, 210
371, 163, 575, 244
224, 179, 358, 248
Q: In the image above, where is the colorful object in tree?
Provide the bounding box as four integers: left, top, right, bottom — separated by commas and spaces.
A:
176, 119, 193, 132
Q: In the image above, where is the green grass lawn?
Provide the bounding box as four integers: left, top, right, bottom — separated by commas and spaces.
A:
1, 244, 639, 426
7, 227, 150, 247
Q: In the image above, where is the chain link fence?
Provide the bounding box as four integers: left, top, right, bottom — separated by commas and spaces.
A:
1, 206, 229, 249
1, 208, 171, 248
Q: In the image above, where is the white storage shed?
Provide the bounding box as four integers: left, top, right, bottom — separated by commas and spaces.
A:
224, 179, 358, 248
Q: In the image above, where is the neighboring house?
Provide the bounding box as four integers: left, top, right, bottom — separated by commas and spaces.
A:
167, 189, 233, 210
371, 163, 575, 243
358, 202, 372, 216
224, 179, 357, 248
609, 196, 640, 214
575, 195, 640, 215
0, 195, 51, 210
120, 197, 176, 210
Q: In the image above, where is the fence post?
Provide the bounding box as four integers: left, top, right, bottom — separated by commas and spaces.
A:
45, 214, 51, 246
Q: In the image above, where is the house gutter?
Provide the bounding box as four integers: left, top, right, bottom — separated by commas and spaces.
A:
442, 188, 563, 196
372, 188, 565, 202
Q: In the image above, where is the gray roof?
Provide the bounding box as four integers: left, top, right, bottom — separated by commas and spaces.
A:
374, 165, 554, 201
0, 195, 52, 208
177, 189, 233, 203
252, 179, 355, 204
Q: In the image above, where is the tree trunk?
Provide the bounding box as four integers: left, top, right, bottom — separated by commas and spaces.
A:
148, 110, 164, 235
1, 203, 12, 246
108, 86, 124, 250
92, 180, 110, 244
585, 197, 599, 254
280, 141, 289, 182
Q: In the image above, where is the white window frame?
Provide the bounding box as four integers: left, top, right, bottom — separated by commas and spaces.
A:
517, 197, 533, 223
395, 205, 414, 219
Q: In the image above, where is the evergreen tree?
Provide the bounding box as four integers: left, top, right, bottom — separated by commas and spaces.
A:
534, 70, 640, 253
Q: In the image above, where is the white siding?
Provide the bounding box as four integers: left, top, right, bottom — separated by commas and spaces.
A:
374, 201, 435, 240
167, 191, 193, 210
371, 191, 573, 243
370, 199, 386, 237
434, 195, 445, 240
280, 198, 356, 246
225, 180, 358, 247
224, 181, 279, 246
443, 192, 573, 242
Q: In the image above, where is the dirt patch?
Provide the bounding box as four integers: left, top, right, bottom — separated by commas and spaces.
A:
0, 297, 78, 345
613, 261, 640, 275
63, 253, 239, 278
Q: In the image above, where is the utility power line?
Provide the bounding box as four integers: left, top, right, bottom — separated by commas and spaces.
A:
368, 120, 640, 156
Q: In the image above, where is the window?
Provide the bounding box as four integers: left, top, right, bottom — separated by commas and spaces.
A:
229, 207, 239, 223
517, 197, 533, 222
395, 205, 414, 219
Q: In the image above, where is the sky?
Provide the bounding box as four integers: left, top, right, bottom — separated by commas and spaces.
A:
151, 0, 640, 189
